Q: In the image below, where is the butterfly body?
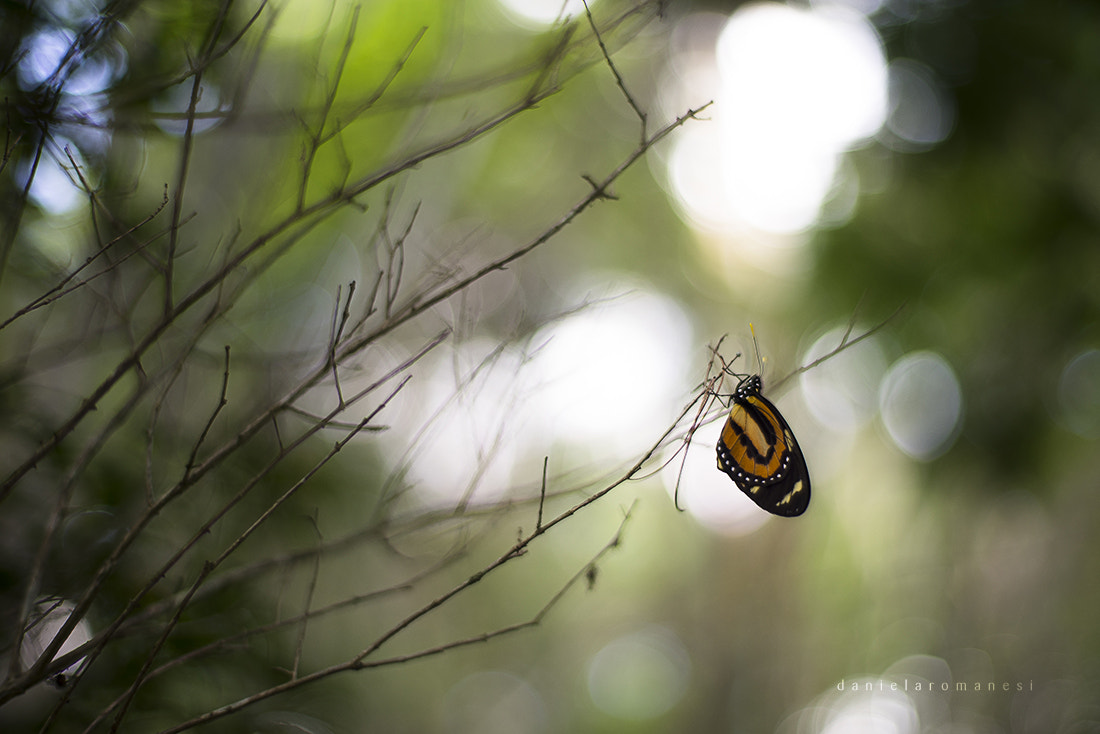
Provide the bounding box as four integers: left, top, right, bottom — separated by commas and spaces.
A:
716, 374, 811, 517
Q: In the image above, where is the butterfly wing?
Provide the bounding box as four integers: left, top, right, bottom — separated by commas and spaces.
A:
715, 380, 811, 517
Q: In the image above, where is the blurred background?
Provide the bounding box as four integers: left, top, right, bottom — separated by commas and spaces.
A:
2, 0, 1098, 732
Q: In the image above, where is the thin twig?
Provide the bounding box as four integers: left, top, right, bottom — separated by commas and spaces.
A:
183, 345, 231, 481
297, 6, 361, 211
289, 515, 323, 681
6, 382, 149, 686
22, 349, 428, 704
1, 18, 707, 718
327, 281, 357, 408
324, 25, 428, 146
337, 102, 712, 363
0, 65, 600, 506
88, 553, 458, 722
2, 327, 442, 707
582, 0, 647, 142
165, 0, 235, 315
771, 304, 906, 393
156, 501, 637, 734
537, 456, 548, 531
101, 388, 404, 733
0, 182, 170, 333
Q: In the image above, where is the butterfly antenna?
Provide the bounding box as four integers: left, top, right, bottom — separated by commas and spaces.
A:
749, 323, 764, 375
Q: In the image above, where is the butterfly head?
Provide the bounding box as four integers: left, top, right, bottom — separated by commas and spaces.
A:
735, 374, 762, 398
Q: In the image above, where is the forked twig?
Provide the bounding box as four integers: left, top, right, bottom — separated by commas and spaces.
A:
0, 187, 170, 332
327, 281, 357, 408
182, 345, 231, 481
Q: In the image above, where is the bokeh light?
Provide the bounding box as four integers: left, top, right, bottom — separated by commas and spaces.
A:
812, 0, 885, 13
814, 681, 919, 734
385, 338, 536, 509
18, 600, 91, 686
374, 283, 693, 509
879, 351, 963, 460
586, 625, 691, 720
800, 326, 887, 433
664, 3, 887, 235
17, 27, 121, 94
528, 283, 695, 459
497, 0, 592, 28
153, 81, 224, 136
14, 23, 124, 215
17, 139, 86, 216
881, 58, 955, 152
662, 417, 771, 537
1056, 348, 1100, 438
441, 671, 547, 734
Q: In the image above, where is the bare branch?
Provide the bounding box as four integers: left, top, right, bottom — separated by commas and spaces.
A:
289, 515, 324, 681
84, 554, 457, 725
771, 303, 906, 393
0, 6, 706, 729
0, 63, 607, 505
537, 456, 549, 531
297, 6, 362, 211
583, 0, 647, 141
99, 381, 408, 732
0, 188, 170, 332
327, 281, 357, 408
338, 101, 713, 360
155, 500, 637, 734
182, 345, 231, 481
165, 0, 236, 314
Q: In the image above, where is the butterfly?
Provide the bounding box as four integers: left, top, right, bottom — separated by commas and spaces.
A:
714, 336, 811, 517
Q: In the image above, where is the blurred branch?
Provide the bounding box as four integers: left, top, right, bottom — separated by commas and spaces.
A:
96, 382, 408, 733
156, 500, 638, 734
1, 332, 445, 706
295, 6, 361, 211
0, 35, 595, 507
770, 303, 906, 393
0, 129, 45, 284
114, 517, 460, 644
5, 383, 149, 687
326, 280, 357, 409
0, 187, 170, 332
5, 313, 230, 688
583, 0, 647, 142
338, 100, 713, 359
10, 91, 710, 690
0, 3, 703, 728
538, 456, 549, 531
289, 517, 326, 681
85, 552, 459, 725
164, 0, 236, 315
182, 345, 231, 482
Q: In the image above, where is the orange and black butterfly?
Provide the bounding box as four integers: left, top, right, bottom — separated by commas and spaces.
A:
715, 341, 811, 517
